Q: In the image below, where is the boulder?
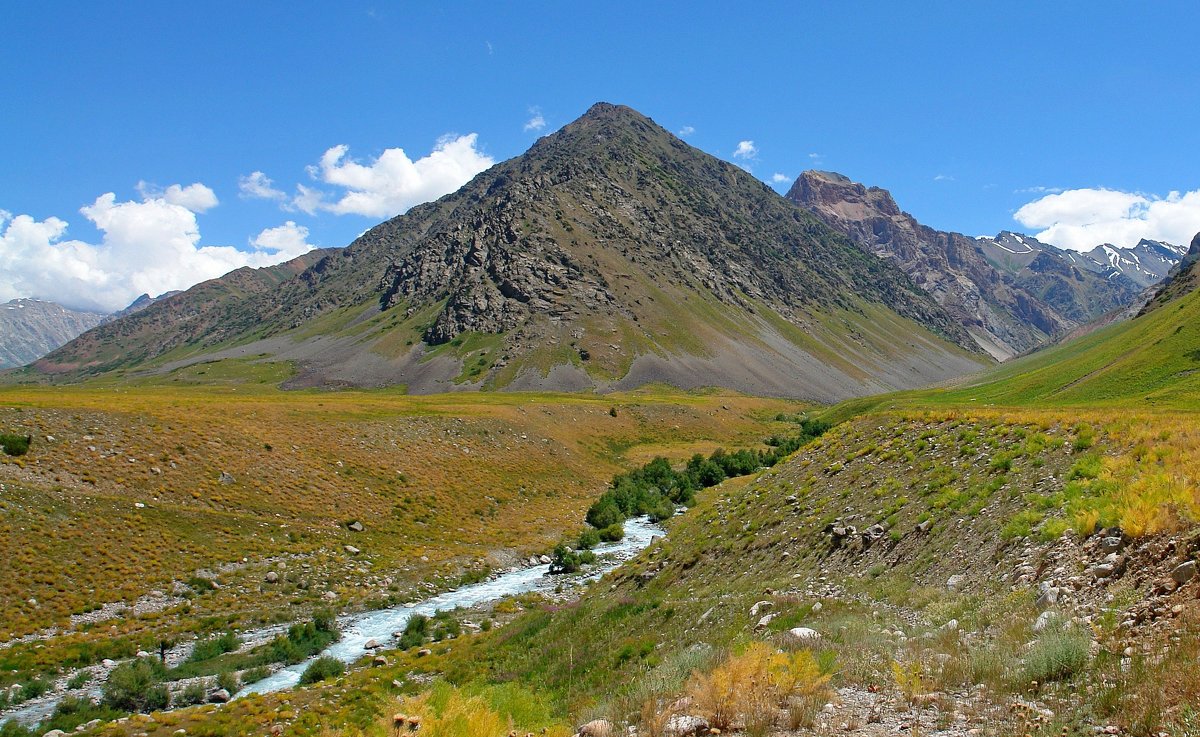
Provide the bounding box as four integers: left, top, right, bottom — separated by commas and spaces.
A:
1033, 610, 1060, 632
1035, 587, 1059, 610
788, 627, 819, 640
578, 719, 612, 737
364, 638, 381, 649
664, 715, 709, 737
417, 648, 432, 657
344, 545, 361, 555
264, 571, 279, 584
42, 731, 67, 737
208, 688, 231, 703
538, 555, 553, 565
373, 655, 389, 667
748, 600, 772, 617
347, 521, 364, 532
946, 574, 966, 591
1171, 560, 1197, 584
218, 471, 235, 485
754, 614, 775, 631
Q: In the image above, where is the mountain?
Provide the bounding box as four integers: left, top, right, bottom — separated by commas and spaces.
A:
101, 291, 183, 324
0, 299, 107, 369
787, 171, 1145, 360
1141, 232, 1200, 314
28, 103, 990, 401
1080, 238, 1187, 287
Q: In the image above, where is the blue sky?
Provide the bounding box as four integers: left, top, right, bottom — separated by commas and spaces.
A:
2, 2, 1198, 311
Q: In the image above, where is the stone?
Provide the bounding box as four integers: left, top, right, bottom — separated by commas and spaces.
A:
347, 521, 364, 532
754, 614, 775, 631
663, 715, 709, 737
811, 601, 823, 613
218, 471, 235, 484
946, 574, 966, 591
208, 688, 231, 703
788, 627, 819, 640
1098, 536, 1124, 554
1171, 560, 1197, 584
373, 655, 389, 666
344, 545, 361, 555
916, 520, 932, 533
364, 638, 381, 649
578, 719, 612, 737
264, 571, 279, 584
749, 600, 772, 617
417, 648, 432, 657
539, 555, 553, 565
1033, 611, 1060, 632
42, 731, 67, 737
1035, 587, 1059, 610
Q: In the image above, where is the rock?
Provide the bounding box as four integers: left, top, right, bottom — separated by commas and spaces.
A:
208, 688, 231, 703
1035, 587, 1059, 610
539, 555, 553, 565
754, 614, 775, 630
218, 471, 235, 484
264, 571, 279, 584
417, 648, 432, 657
1091, 563, 1116, 579
347, 521, 364, 532
788, 627, 819, 640
578, 719, 612, 737
916, 520, 932, 533
943, 619, 958, 632
1171, 560, 1197, 584
1033, 610, 1060, 632
42, 731, 67, 737
811, 601, 823, 613
373, 655, 389, 666
946, 574, 966, 591
344, 545, 361, 555
749, 600, 772, 617
663, 715, 709, 737
1099, 536, 1124, 554
364, 638, 381, 649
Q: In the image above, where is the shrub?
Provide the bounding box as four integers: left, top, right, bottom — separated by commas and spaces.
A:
1023, 627, 1089, 684
102, 657, 170, 712
577, 528, 601, 550
176, 682, 208, 706
188, 632, 240, 663
598, 523, 625, 543
66, 671, 91, 690
0, 434, 31, 457
216, 668, 239, 694
399, 614, 430, 649
686, 643, 830, 730
241, 665, 271, 684
299, 655, 344, 685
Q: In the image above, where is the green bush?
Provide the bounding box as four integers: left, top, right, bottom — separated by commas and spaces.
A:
598, 523, 625, 542
577, 528, 601, 550
66, 671, 91, 690
298, 656, 344, 685
241, 665, 271, 684
176, 682, 208, 706
399, 614, 429, 649
1023, 627, 1090, 684
187, 632, 239, 663
0, 434, 30, 457
102, 657, 170, 712
215, 668, 239, 694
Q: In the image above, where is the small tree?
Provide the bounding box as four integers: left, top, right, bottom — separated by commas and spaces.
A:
102, 657, 169, 712
299, 656, 344, 685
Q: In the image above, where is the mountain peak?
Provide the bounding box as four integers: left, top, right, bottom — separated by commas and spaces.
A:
788, 170, 902, 220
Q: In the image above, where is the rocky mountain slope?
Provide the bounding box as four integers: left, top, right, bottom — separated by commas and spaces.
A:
1141, 232, 1200, 314
787, 171, 1146, 360
0, 299, 106, 369
1080, 238, 1186, 287
28, 104, 989, 401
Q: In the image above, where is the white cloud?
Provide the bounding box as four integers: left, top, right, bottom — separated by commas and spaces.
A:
239, 171, 287, 202
771, 173, 792, 184
1013, 187, 1200, 251
135, 181, 219, 213
677, 125, 695, 137
0, 186, 314, 314
293, 134, 494, 218
523, 107, 546, 132
250, 220, 315, 253
933, 174, 955, 182
1015, 185, 1063, 195
732, 140, 757, 160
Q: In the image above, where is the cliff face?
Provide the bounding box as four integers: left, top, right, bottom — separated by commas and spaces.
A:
788, 171, 1142, 360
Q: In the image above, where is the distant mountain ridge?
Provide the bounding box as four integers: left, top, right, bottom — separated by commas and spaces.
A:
0, 299, 106, 369
26, 103, 990, 401
787, 171, 1161, 360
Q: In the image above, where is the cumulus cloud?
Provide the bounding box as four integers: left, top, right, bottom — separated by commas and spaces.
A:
293, 135, 494, 218
239, 171, 288, 202
250, 220, 315, 253
732, 140, 757, 160
135, 181, 219, 212
523, 107, 546, 132
0, 187, 314, 314
1013, 187, 1200, 251
677, 125, 695, 137
771, 173, 792, 184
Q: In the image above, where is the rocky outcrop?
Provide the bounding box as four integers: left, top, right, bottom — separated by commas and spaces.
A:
787, 171, 1143, 360
1141, 232, 1200, 314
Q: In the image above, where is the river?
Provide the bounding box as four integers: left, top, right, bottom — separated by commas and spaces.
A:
3, 516, 662, 725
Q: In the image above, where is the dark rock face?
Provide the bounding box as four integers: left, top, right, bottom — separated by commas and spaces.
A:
1141, 232, 1200, 314
787, 171, 1143, 359
0, 299, 106, 368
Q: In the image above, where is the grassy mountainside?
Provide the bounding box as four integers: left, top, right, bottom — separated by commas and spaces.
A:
24, 104, 988, 401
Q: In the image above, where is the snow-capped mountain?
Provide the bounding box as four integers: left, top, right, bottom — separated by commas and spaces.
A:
1081, 239, 1188, 288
